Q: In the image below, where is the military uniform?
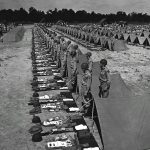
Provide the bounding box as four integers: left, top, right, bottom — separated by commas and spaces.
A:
60, 42, 67, 77
56, 42, 61, 68
99, 66, 110, 98
81, 70, 92, 98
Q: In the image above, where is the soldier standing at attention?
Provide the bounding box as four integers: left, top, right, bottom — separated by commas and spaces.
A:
73, 45, 82, 63
85, 52, 93, 72
99, 59, 111, 98
67, 48, 77, 91
80, 62, 92, 111
60, 40, 68, 77
56, 38, 61, 68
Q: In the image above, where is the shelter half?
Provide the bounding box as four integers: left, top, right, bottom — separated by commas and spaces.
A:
123, 33, 129, 41
112, 40, 128, 52
136, 36, 146, 46
3, 26, 25, 43
143, 38, 150, 49
91, 62, 150, 150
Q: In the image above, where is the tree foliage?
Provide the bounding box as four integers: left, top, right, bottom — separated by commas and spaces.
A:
0, 7, 150, 24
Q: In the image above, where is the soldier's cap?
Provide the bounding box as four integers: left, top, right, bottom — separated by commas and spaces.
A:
57, 36, 61, 39
29, 125, 42, 134
67, 40, 71, 44
56, 40, 60, 44
61, 37, 65, 41
33, 76, 38, 81
81, 62, 89, 70
54, 39, 58, 43
33, 92, 39, 97
32, 116, 41, 124
32, 132, 42, 142
86, 52, 92, 57
73, 44, 78, 50
62, 45, 67, 51
70, 49, 76, 56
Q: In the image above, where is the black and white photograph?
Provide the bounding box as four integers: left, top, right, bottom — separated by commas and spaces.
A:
0, 0, 150, 150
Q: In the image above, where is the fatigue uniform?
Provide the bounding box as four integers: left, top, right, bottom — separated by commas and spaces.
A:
60, 43, 67, 77
99, 67, 110, 98
81, 70, 92, 98
88, 57, 93, 72
52, 42, 57, 61
67, 55, 77, 91
56, 43, 61, 68
70, 57, 77, 75
76, 48, 82, 62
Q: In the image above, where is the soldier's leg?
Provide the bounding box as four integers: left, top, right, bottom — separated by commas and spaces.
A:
102, 90, 109, 98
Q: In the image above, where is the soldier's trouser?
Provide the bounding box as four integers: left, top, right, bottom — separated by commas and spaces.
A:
99, 81, 110, 98
60, 61, 66, 77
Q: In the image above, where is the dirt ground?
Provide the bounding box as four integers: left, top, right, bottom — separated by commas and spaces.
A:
0, 26, 33, 150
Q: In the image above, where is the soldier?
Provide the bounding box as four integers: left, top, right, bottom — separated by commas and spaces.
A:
80, 62, 92, 111
85, 52, 93, 72
63, 40, 72, 76
56, 39, 61, 68
67, 48, 77, 91
52, 39, 58, 61
73, 44, 82, 63
66, 40, 72, 51
99, 59, 110, 98
60, 37, 66, 46
60, 40, 68, 77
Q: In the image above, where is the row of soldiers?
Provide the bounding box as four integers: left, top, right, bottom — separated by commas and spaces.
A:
36, 24, 110, 112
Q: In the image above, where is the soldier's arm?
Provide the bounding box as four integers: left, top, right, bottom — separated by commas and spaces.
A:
86, 73, 92, 94
106, 69, 111, 83
73, 61, 77, 75
89, 59, 93, 72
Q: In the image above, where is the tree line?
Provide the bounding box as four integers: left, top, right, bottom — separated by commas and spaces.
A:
0, 7, 150, 24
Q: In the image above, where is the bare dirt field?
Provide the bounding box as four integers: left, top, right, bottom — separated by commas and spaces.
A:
0, 26, 33, 150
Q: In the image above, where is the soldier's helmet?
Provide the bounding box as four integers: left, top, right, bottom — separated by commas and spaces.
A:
54, 39, 58, 43
61, 37, 65, 41
57, 36, 61, 39
56, 39, 60, 44
73, 44, 78, 50
81, 62, 89, 70
86, 52, 92, 57
100, 59, 107, 66
67, 40, 71, 45
70, 49, 76, 57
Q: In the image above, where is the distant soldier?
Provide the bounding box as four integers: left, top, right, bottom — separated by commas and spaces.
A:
49, 36, 54, 54
52, 39, 58, 61
85, 52, 93, 72
67, 48, 77, 91
60, 37, 66, 46
80, 62, 92, 109
56, 39, 61, 68
66, 40, 72, 51
73, 44, 82, 63
60, 40, 68, 77
99, 59, 111, 98
63, 40, 72, 76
